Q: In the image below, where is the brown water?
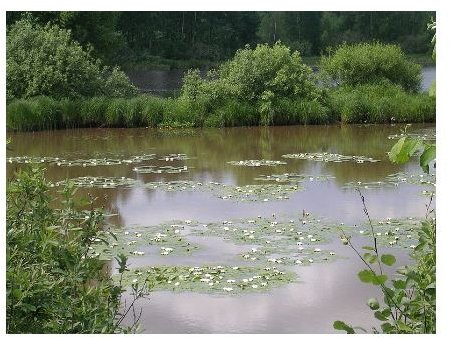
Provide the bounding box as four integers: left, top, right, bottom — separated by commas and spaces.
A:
6, 123, 435, 333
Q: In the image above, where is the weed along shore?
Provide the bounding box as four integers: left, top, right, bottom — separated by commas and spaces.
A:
6, 11, 436, 334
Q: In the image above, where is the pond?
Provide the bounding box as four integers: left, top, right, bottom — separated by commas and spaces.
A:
126, 67, 436, 95
6, 123, 436, 333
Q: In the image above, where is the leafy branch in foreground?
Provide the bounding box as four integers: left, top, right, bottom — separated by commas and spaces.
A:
6, 166, 148, 333
333, 132, 436, 333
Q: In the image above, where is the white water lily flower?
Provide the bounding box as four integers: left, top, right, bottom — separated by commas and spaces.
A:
307, 234, 313, 238
261, 282, 267, 286
295, 260, 303, 264
266, 240, 271, 244
174, 282, 180, 286
200, 278, 210, 283
289, 220, 294, 223
223, 287, 233, 292
359, 230, 365, 234
242, 278, 248, 283
251, 248, 258, 253
376, 233, 382, 236
249, 235, 255, 239
132, 279, 138, 284
410, 245, 416, 249
308, 259, 314, 263
124, 231, 130, 235
209, 282, 214, 286
251, 284, 258, 289
185, 220, 192, 224
136, 233, 142, 238
310, 238, 317, 242
232, 266, 239, 270
223, 227, 230, 231
314, 248, 321, 252
407, 234, 412, 238
302, 220, 307, 225
299, 236, 304, 240
298, 247, 304, 251
329, 252, 335, 256
296, 242, 303, 246
227, 279, 236, 283
263, 199, 269, 202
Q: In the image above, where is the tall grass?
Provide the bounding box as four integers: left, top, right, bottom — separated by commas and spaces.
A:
6, 87, 435, 132
330, 83, 435, 124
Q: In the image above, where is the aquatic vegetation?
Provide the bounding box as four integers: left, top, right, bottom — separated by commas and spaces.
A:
133, 165, 190, 174
191, 214, 346, 265
7, 154, 156, 166
388, 129, 436, 141
115, 264, 297, 295
91, 222, 200, 260
158, 153, 194, 161
216, 184, 301, 202
343, 172, 436, 190
282, 152, 379, 163
54, 176, 140, 189
356, 216, 426, 249
254, 173, 335, 184
227, 159, 287, 167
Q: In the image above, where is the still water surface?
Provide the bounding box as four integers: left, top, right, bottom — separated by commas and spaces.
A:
7, 124, 435, 333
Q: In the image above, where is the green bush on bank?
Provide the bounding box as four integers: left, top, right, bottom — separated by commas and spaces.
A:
6, 19, 137, 101
330, 83, 435, 124
320, 42, 422, 92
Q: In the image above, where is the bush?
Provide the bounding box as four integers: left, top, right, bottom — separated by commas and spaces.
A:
6, 167, 130, 333
320, 42, 422, 92
179, 42, 328, 126
330, 83, 435, 124
7, 19, 137, 100
80, 97, 109, 127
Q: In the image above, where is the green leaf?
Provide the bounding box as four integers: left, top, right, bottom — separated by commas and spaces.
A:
333, 320, 355, 333
389, 137, 422, 164
358, 269, 374, 283
381, 254, 396, 266
372, 274, 388, 285
420, 145, 436, 174
363, 253, 377, 264
374, 310, 389, 321
381, 322, 395, 333
392, 279, 407, 289
367, 298, 380, 310
362, 246, 375, 251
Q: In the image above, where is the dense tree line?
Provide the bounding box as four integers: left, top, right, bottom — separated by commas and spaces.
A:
7, 11, 434, 67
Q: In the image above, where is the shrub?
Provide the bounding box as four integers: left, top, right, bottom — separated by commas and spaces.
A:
6, 167, 134, 333
320, 42, 422, 92
80, 97, 109, 127
180, 42, 327, 126
7, 19, 137, 100
330, 83, 435, 124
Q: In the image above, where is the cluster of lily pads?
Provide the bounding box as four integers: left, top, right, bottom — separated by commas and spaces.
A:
282, 152, 380, 163
189, 213, 345, 266
388, 130, 436, 141
354, 216, 427, 249
53, 176, 140, 189
133, 165, 190, 174
116, 264, 297, 294
158, 154, 193, 161
254, 173, 335, 184
7, 154, 157, 166
90, 221, 200, 260
343, 172, 436, 192
227, 160, 287, 167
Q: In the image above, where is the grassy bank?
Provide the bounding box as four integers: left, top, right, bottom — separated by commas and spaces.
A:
6, 86, 435, 132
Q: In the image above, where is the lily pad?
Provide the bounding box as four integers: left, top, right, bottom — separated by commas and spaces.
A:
227, 160, 287, 167
282, 152, 379, 163
133, 165, 191, 174
115, 264, 297, 295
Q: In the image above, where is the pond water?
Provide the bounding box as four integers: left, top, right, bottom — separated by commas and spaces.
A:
126, 67, 436, 94
6, 123, 435, 333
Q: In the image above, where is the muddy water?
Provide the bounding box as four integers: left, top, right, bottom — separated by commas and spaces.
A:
6, 123, 435, 333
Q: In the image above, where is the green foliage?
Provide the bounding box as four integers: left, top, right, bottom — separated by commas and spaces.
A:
330, 83, 436, 124
388, 132, 436, 174
320, 42, 422, 92
6, 166, 144, 333
6, 19, 137, 100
